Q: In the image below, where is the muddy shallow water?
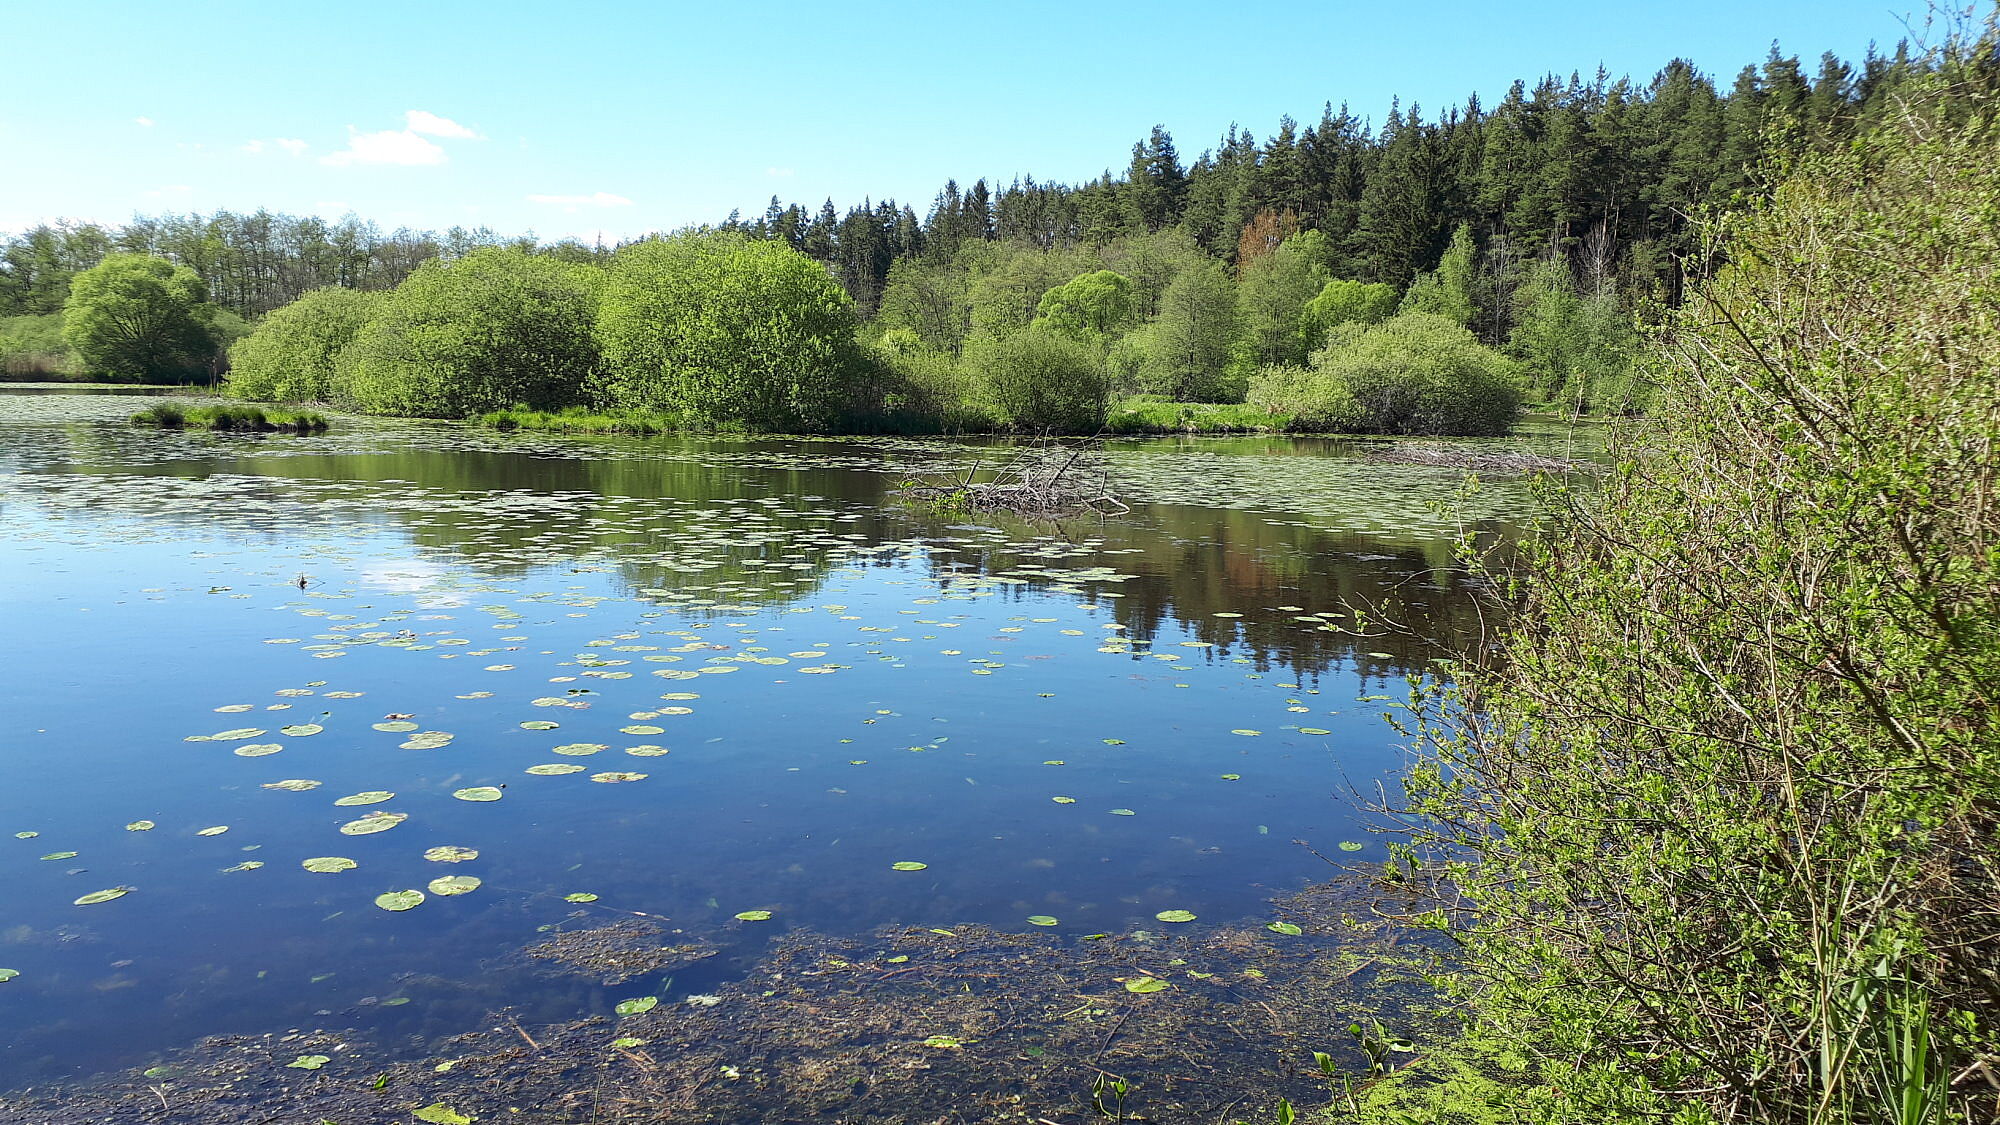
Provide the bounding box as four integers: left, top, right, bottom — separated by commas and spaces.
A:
0, 390, 1596, 1120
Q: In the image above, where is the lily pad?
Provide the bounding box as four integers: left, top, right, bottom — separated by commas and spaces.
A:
1155, 910, 1197, 923
619, 725, 665, 736
425, 846, 479, 863
922, 1035, 964, 1048
39, 851, 78, 861
615, 996, 658, 1016
1338, 841, 1365, 852
0, 969, 17, 983
427, 875, 481, 896
332, 791, 395, 806
195, 825, 229, 836
74, 888, 131, 906
339, 811, 407, 835
262, 779, 322, 791
372, 721, 419, 733
210, 728, 266, 740
589, 771, 646, 783
1125, 977, 1171, 994
286, 1054, 331, 1070
374, 889, 425, 912
1268, 921, 1304, 935
302, 857, 358, 873
564, 892, 599, 903
551, 743, 606, 756
733, 910, 772, 921
526, 763, 586, 775
1050, 796, 1076, 804
519, 721, 560, 731
1026, 915, 1058, 927
280, 724, 324, 737
1108, 808, 1136, 816
125, 820, 155, 831
890, 861, 928, 871
413, 1106, 474, 1125
233, 743, 284, 757
451, 787, 504, 802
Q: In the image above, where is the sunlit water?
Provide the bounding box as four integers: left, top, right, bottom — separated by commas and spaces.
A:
0, 390, 1592, 1087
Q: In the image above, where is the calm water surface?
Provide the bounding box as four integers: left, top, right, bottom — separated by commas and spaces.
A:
0, 390, 1591, 1087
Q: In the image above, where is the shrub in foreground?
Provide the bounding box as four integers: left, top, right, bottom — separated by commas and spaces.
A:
1385, 75, 2000, 1124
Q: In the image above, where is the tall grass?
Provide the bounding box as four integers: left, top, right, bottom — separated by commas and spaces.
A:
130, 403, 328, 433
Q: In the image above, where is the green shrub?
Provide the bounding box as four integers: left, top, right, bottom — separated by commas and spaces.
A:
226, 287, 386, 402
1396, 74, 2000, 1124
965, 327, 1108, 432
1271, 312, 1518, 435
859, 329, 995, 432
337, 248, 601, 417
597, 232, 867, 431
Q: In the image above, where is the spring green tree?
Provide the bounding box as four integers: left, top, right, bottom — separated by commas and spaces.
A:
337, 247, 601, 417
1033, 269, 1138, 342
1298, 278, 1399, 354
61, 254, 217, 381
1250, 311, 1518, 434
225, 287, 386, 402
1237, 230, 1332, 366
1398, 222, 1479, 326
597, 232, 867, 431
1507, 260, 1641, 413
1138, 258, 1243, 401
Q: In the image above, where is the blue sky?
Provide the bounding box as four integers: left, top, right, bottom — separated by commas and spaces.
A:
0, 1, 1926, 243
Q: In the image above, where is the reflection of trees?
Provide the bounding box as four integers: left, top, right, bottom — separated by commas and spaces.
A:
16, 412, 1530, 679
902, 500, 1521, 682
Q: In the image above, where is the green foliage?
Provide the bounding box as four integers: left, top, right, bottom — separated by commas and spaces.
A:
61, 254, 217, 381
1035, 270, 1139, 341
225, 287, 386, 402
1139, 258, 1244, 401
598, 233, 866, 431
1253, 312, 1517, 435
1104, 395, 1285, 434
337, 248, 600, 417
1396, 224, 1477, 326
1237, 231, 1332, 366
875, 254, 975, 354
474, 407, 682, 435
1299, 279, 1399, 354
1505, 261, 1643, 414
1397, 75, 2000, 1124
854, 328, 996, 433
965, 327, 1108, 432
0, 313, 75, 378
1245, 362, 1361, 432
966, 243, 1093, 338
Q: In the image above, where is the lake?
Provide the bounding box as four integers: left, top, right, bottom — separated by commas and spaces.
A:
0, 389, 1590, 1110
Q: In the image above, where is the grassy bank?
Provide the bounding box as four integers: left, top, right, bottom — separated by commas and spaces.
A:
1105, 396, 1290, 434
130, 403, 329, 433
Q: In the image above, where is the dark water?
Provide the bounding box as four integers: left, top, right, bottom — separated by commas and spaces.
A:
0, 391, 1591, 1088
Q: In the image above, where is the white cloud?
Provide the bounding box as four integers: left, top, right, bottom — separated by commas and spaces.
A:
134, 116, 155, 127
241, 139, 265, 154
244, 137, 309, 156
277, 138, 308, 156
321, 127, 447, 167
405, 110, 480, 139
527, 191, 634, 208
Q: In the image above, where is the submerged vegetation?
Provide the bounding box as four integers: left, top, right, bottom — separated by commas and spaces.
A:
129, 402, 329, 433
1365, 49, 2000, 1125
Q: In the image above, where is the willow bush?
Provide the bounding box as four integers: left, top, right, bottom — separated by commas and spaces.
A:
1378, 64, 2000, 1125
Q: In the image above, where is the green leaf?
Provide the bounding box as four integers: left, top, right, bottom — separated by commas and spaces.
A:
890, 861, 928, 871
451, 786, 503, 802
286, 1054, 331, 1070
74, 887, 131, 905
413, 1105, 475, 1125
615, 996, 658, 1016
1267, 921, 1304, 936
427, 875, 481, 896
374, 889, 424, 912
1026, 915, 1058, 927
1124, 977, 1170, 993
1154, 909, 1197, 923
733, 910, 772, 921
0, 969, 18, 982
